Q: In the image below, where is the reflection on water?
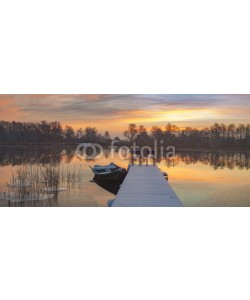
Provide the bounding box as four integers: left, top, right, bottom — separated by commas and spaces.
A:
0, 146, 75, 166
0, 146, 249, 207
165, 151, 250, 170
93, 176, 121, 195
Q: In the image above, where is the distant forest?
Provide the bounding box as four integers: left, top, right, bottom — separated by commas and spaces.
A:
0, 120, 250, 149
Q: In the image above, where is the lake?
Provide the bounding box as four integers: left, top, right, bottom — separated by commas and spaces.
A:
0, 146, 249, 207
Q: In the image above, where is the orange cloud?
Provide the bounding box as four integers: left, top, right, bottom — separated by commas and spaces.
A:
0, 96, 23, 120
0, 94, 250, 137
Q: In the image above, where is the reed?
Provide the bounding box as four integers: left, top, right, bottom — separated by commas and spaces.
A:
0, 163, 83, 206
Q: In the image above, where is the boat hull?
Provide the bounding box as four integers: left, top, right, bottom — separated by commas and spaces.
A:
94, 169, 127, 182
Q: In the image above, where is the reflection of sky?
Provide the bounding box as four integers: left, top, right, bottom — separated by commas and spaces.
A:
0, 94, 249, 136
158, 160, 250, 207
0, 151, 249, 207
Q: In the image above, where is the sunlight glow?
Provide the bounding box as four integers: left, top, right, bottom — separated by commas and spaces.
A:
0, 94, 250, 137
156, 109, 218, 122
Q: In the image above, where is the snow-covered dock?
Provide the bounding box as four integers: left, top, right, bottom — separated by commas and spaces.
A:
112, 165, 183, 207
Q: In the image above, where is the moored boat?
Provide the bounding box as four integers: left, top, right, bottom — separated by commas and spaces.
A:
89, 163, 127, 181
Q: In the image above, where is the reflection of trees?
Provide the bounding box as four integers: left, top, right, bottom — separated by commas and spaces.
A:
104, 149, 109, 159
165, 151, 250, 170
0, 147, 249, 170
0, 146, 75, 166
62, 149, 75, 163
75, 146, 104, 162
8, 196, 58, 207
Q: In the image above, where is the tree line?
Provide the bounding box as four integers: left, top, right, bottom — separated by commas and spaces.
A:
0, 120, 113, 144
0, 120, 250, 149
123, 123, 250, 149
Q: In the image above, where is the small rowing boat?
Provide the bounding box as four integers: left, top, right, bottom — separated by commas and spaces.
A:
89, 162, 127, 181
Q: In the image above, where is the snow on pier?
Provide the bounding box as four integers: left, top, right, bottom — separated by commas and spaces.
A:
112, 165, 183, 207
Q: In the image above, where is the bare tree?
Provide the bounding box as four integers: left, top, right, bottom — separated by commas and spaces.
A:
124, 124, 138, 144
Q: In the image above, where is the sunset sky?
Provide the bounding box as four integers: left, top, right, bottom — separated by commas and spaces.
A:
0, 94, 249, 137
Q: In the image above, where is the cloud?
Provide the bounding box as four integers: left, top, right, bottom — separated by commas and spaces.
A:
0, 95, 249, 136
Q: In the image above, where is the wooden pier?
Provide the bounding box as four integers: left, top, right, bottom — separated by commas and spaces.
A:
111, 165, 183, 207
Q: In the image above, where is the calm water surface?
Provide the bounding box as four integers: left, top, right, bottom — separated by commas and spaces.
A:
0, 146, 249, 207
